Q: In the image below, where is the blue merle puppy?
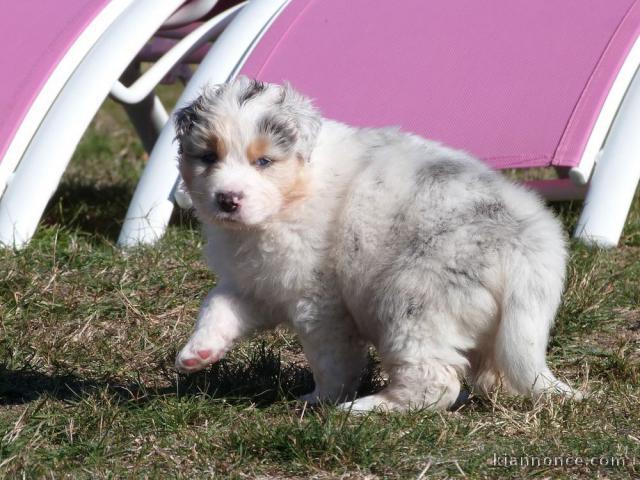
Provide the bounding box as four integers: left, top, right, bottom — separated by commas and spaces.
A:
173, 76, 581, 411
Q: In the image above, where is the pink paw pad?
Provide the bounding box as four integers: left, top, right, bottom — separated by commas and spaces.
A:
181, 358, 199, 367
197, 349, 213, 360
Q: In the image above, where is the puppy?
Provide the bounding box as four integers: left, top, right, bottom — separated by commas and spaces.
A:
173, 76, 580, 411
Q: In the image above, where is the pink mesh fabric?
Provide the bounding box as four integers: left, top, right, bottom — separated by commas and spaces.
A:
241, 0, 640, 169
0, 0, 113, 163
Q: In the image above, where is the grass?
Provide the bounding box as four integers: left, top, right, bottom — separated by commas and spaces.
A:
1, 90, 639, 479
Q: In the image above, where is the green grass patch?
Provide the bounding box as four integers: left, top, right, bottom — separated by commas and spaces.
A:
1, 96, 638, 479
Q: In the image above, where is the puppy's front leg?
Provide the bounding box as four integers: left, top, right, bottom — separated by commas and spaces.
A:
175, 285, 259, 373
294, 305, 368, 404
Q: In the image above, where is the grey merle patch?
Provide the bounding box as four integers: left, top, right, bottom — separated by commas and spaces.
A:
258, 116, 298, 150
415, 160, 464, 185
238, 79, 266, 105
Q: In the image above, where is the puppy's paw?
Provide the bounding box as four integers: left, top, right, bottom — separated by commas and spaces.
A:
175, 328, 231, 373
337, 396, 382, 413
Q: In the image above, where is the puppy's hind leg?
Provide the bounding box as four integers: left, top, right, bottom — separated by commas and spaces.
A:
339, 361, 461, 412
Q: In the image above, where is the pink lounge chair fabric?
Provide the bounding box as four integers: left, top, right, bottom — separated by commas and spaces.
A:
240, 0, 640, 170
0, 0, 112, 164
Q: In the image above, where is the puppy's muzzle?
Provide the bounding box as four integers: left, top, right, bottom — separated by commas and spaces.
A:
216, 191, 243, 213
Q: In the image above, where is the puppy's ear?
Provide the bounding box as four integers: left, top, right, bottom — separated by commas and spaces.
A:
173, 84, 222, 153
279, 83, 321, 162
174, 96, 203, 154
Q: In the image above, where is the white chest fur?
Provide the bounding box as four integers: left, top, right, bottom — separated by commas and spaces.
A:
204, 220, 331, 308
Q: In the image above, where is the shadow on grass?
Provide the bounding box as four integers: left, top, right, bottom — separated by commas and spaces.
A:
41, 182, 198, 244
175, 344, 315, 406
0, 345, 385, 408
0, 366, 108, 405
175, 344, 388, 407
42, 183, 135, 242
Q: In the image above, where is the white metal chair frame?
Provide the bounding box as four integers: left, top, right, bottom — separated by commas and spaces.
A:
0, 0, 242, 248
0, 0, 638, 249
119, 0, 640, 248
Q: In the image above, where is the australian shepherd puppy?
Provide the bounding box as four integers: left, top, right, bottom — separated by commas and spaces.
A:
173, 76, 580, 411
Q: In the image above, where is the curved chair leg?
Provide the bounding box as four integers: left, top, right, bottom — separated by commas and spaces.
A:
117, 62, 169, 153
117, 0, 290, 247
0, 0, 185, 248
574, 68, 640, 248
123, 95, 168, 153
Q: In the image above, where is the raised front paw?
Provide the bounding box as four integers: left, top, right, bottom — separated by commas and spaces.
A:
175, 328, 231, 373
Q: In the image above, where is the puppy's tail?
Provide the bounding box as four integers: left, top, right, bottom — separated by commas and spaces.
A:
494, 240, 581, 399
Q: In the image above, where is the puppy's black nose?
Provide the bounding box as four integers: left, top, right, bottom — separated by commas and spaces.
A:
216, 191, 242, 213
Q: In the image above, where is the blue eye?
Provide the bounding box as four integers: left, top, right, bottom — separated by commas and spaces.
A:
200, 151, 218, 164
256, 156, 273, 168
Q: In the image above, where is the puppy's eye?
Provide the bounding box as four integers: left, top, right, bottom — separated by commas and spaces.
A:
200, 151, 218, 165
256, 156, 273, 168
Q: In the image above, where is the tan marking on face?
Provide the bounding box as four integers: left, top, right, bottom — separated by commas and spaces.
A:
246, 137, 271, 163
282, 167, 313, 207
264, 155, 313, 212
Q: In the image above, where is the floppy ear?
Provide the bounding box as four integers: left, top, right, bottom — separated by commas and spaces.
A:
279, 83, 322, 162
173, 84, 223, 154
173, 96, 203, 154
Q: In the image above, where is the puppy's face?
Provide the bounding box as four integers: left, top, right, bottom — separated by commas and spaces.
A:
175, 77, 321, 227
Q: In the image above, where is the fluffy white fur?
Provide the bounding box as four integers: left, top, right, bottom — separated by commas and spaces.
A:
173, 76, 581, 411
